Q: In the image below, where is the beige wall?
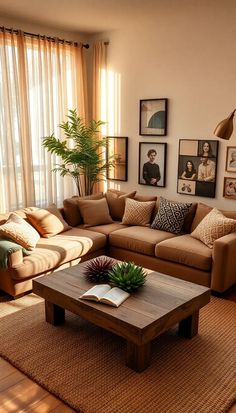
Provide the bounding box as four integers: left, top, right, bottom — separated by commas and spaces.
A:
90, 0, 236, 210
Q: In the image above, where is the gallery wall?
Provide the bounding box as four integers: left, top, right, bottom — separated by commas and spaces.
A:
89, 0, 236, 209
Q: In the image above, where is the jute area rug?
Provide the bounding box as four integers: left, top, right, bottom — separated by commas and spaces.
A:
0, 295, 235, 413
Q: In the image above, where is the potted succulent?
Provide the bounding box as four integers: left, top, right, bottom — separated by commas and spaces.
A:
108, 261, 147, 292
42, 109, 114, 197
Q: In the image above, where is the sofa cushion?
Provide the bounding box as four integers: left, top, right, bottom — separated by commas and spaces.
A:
0, 213, 40, 250
191, 208, 236, 248
122, 199, 156, 226
77, 198, 113, 227
26, 205, 71, 238
63, 193, 103, 226
110, 226, 177, 256
155, 234, 212, 271
84, 222, 128, 237
191, 202, 236, 232
151, 197, 192, 234
10, 227, 107, 280
105, 190, 136, 220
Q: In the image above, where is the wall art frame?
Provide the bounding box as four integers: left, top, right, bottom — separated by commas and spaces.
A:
106, 136, 128, 181
223, 177, 236, 200
225, 146, 236, 172
138, 142, 167, 187
139, 98, 168, 136
177, 139, 219, 198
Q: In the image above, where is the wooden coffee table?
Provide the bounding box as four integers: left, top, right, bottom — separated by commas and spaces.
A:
33, 257, 211, 372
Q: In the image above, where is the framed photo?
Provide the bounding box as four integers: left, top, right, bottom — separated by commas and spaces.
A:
225, 147, 236, 172
139, 98, 168, 136
223, 177, 236, 200
177, 139, 219, 198
106, 136, 128, 181
138, 142, 167, 187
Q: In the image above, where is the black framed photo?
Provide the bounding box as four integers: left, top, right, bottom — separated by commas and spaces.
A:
138, 142, 167, 187
225, 146, 236, 172
223, 177, 236, 200
139, 98, 168, 136
106, 136, 128, 181
177, 139, 219, 198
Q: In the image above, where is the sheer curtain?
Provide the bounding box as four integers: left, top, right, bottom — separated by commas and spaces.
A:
0, 29, 87, 213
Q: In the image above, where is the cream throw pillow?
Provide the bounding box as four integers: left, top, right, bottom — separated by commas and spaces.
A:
77, 198, 113, 227
191, 207, 236, 248
122, 198, 155, 226
0, 213, 40, 250
26, 204, 71, 238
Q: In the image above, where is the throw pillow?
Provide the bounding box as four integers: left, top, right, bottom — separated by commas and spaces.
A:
0, 213, 40, 250
77, 198, 113, 227
105, 190, 136, 220
121, 198, 156, 226
63, 193, 104, 226
190, 207, 236, 248
151, 197, 192, 234
26, 204, 71, 238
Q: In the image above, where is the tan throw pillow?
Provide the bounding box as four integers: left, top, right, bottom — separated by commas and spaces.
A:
122, 198, 156, 226
191, 207, 236, 248
63, 193, 103, 226
77, 198, 113, 227
0, 213, 40, 250
105, 190, 136, 220
26, 204, 71, 238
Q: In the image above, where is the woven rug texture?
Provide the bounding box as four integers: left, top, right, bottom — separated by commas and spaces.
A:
0, 295, 235, 413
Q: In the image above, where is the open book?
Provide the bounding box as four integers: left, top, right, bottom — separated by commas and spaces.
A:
80, 284, 130, 308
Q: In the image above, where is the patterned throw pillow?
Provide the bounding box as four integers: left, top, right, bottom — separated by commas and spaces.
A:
151, 197, 192, 234
191, 207, 236, 248
0, 213, 40, 250
122, 198, 156, 226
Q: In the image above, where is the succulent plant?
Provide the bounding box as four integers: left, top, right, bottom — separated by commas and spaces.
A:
83, 256, 116, 283
108, 261, 147, 292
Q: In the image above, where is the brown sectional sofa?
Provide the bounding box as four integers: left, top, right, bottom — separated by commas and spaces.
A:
0, 192, 236, 297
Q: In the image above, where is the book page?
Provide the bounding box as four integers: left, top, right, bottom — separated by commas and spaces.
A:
100, 287, 130, 307
80, 284, 111, 301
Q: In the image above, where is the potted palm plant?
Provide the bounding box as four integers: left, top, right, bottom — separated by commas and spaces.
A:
42, 109, 113, 196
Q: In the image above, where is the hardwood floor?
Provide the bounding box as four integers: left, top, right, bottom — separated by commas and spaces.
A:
0, 285, 235, 413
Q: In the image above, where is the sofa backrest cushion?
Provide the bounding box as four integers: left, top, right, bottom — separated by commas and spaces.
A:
105, 189, 136, 220
191, 207, 236, 248
77, 197, 113, 227
26, 204, 71, 238
0, 212, 40, 250
122, 198, 156, 226
191, 202, 236, 232
63, 193, 103, 226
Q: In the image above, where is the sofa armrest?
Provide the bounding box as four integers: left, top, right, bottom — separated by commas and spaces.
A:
7, 249, 24, 268
211, 232, 236, 293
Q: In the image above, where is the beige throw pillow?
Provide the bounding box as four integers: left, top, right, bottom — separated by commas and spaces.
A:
26, 204, 71, 238
0, 213, 40, 250
77, 198, 113, 227
191, 207, 236, 248
122, 198, 156, 226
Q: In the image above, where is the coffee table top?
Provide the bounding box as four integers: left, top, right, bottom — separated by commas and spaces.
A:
33, 256, 210, 345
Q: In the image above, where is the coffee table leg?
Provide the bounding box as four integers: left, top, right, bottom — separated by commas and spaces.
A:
45, 300, 65, 325
126, 341, 151, 372
178, 311, 199, 338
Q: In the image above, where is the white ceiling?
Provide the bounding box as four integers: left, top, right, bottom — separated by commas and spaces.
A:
0, 0, 158, 34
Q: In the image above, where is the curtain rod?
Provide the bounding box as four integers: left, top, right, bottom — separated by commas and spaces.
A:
0, 26, 90, 49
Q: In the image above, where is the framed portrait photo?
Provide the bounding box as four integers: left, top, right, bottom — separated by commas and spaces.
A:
177, 139, 219, 198
225, 147, 236, 172
106, 136, 128, 181
139, 98, 168, 136
138, 142, 167, 187
223, 177, 236, 200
